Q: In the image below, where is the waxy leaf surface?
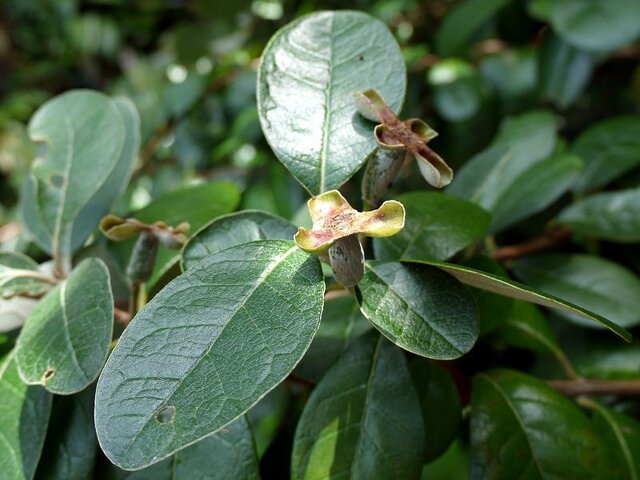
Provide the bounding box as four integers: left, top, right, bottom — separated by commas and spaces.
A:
16, 258, 113, 394
292, 332, 425, 480
258, 10, 406, 194
95, 240, 324, 470
357, 261, 478, 359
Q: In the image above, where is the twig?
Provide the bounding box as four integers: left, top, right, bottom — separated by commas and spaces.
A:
548, 378, 640, 397
491, 227, 574, 262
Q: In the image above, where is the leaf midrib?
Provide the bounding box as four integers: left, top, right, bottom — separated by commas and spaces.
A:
318, 13, 335, 194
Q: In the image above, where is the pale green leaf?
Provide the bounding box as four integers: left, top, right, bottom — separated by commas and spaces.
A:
258, 11, 406, 194
95, 240, 325, 470
0, 251, 51, 298
357, 261, 478, 359
16, 258, 113, 394
292, 331, 425, 480
181, 210, 297, 271
0, 351, 52, 480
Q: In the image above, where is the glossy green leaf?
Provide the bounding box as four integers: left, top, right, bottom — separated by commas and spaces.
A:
513, 253, 640, 329
295, 295, 370, 382
545, 0, 640, 52
0, 351, 52, 480
488, 153, 583, 232
373, 192, 490, 262
181, 210, 297, 270
421, 440, 470, 480
0, 251, 51, 298
434, 0, 514, 56
103, 416, 259, 480
407, 259, 631, 341
257, 10, 406, 194
357, 261, 478, 359
21, 90, 132, 262
570, 335, 640, 380
291, 331, 425, 480
471, 369, 602, 479
489, 301, 560, 356
571, 116, 640, 193
125, 181, 241, 288
16, 258, 113, 394
95, 240, 325, 470
409, 358, 461, 462
447, 111, 558, 214
463, 256, 513, 335
539, 33, 595, 109
35, 387, 97, 479
590, 402, 640, 480
558, 189, 640, 242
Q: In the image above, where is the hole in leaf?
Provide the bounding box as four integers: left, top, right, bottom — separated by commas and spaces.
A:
156, 405, 176, 424
50, 175, 64, 188
42, 368, 55, 382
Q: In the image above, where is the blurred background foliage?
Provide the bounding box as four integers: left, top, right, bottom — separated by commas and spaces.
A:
2, 1, 640, 477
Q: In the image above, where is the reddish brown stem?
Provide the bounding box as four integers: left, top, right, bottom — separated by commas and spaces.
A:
491, 227, 574, 262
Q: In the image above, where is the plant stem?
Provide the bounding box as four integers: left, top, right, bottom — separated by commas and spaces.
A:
547, 378, 640, 397
491, 227, 573, 262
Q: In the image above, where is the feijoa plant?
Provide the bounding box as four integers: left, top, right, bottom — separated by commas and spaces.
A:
2, 5, 640, 480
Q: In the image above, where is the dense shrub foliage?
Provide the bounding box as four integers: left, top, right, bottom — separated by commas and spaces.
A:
1, 1, 640, 478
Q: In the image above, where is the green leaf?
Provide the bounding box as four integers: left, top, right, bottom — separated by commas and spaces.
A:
545, 0, 640, 52
513, 253, 640, 329
357, 261, 478, 359
434, 0, 514, 56
571, 116, 640, 193
447, 111, 558, 217
69, 97, 140, 252
489, 301, 561, 356
558, 189, 640, 242
421, 440, 470, 480
181, 210, 297, 271
95, 240, 325, 470
124, 181, 241, 288
590, 402, 640, 480
295, 295, 370, 382
463, 256, 513, 335
488, 153, 583, 232
291, 331, 425, 480
406, 259, 631, 341
0, 351, 52, 480
103, 416, 259, 480
16, 258, 113, 394
21, 90, 132, 262
257, 11, 406, 194
409, 358, 461, 462
570, 335, 640, 380
539, 33, 595, 110
471, 369, 602, 479
0, 251, 51, 298
373, 192, 490, 262
35, 386, 97, 479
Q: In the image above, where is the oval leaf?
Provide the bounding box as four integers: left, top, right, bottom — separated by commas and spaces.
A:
558, 189, 640, 242
21, 90, 129, 261
103, 416, 259, 480
258, 10, 406, 194
409, 259, 632, 342
0, 351, 52, 480
95, 240, 324, 470
374, 192, 490, 262
513, 253, 640, 329
0, 251, 51, 298
471, 369, 602, 479
16, 258, 113, 394
181, 210, 297, 270
357, 261, 478, 359
291, 331, 425, 480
